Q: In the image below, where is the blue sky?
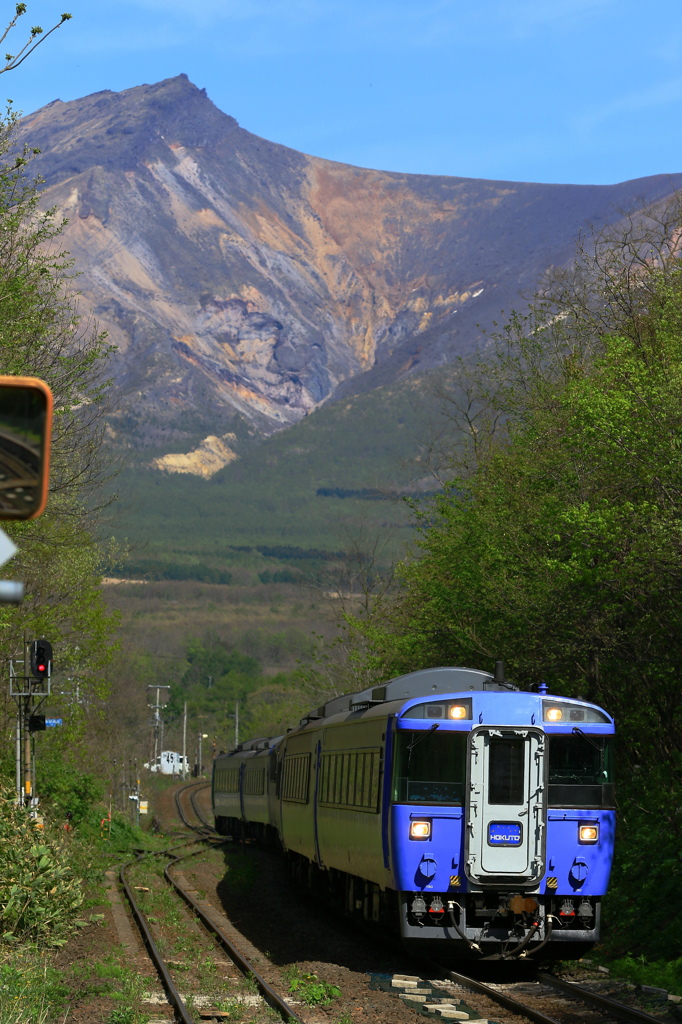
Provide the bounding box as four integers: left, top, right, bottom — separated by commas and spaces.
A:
6, 0, 682, 185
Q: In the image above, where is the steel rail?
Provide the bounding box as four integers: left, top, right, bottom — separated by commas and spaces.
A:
117, 786, 219, 1024
174, 780, 213, 834
170, 782, 303, 1023
165, 847, 304, 1024
432, 963, 668, 1024
119, 853, 196, 1024
537, 970, 667, 1024
189, 783, 215, 831
438, 966, 562, 1024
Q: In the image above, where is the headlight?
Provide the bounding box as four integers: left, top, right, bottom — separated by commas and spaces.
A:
579, 824, 599, 843
543, 699, 611, 723
448, 704, 468, 720
410, 820, 431, 839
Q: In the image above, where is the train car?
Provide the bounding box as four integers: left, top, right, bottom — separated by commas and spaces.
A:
212, 664, 615, 959
213, 735, 281, 843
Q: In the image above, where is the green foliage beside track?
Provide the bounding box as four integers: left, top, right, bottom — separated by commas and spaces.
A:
0, 788, 83, 946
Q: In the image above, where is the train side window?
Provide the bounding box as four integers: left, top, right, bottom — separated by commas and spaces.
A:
339, 754, 346, 805
358, 752, 368, 806
216, 768, 240, 793
282, 753, 311, 803
318, 749, 381, 812
244, 768, 265, 795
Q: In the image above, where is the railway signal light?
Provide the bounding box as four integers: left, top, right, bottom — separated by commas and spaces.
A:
30, 638, 52, 681
28, 714, 46, 732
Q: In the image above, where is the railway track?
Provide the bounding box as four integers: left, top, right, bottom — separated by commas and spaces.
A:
417, 962, 673, 1024
173, 779, 215, 834
119, 781, 304, 1024
120, 783, 672, 1024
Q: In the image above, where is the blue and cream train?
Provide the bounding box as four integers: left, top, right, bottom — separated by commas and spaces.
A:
212, 665, 615, 958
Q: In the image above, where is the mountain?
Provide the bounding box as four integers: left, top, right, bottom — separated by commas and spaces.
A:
19, 75, 682, 459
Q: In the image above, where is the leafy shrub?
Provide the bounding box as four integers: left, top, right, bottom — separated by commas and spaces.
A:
602, 765, 682, 959
35, 756, 104, 825
608, 955, 682, 995
285, 968, 341, 1006
0, 788, 83, 946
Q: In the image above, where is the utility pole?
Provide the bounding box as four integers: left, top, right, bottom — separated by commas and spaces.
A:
23, 632, 31, 805
182, 700, 188, 779
15, 701, 21, 798
227, 700, 239, 749
146, 684, 170, 767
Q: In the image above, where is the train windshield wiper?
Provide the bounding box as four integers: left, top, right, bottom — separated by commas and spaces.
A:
572, 726, 603, 752
406, 722, 439, 762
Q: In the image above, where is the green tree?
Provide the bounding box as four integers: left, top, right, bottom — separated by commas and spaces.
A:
164, 636, 264, 734
0, 105, 118, 757
359, 198, 682, 751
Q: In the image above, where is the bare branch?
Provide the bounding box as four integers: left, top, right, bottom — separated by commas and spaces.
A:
0, 6, 70, 74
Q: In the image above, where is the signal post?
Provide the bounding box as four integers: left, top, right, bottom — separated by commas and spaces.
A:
11, 635, 52, 807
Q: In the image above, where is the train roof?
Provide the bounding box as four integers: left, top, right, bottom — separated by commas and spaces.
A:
215, 665, 612, 758
299, 666, 517, 725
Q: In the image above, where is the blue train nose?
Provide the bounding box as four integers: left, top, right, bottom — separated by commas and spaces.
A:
569, 857, 589, 888
415, 855, 438, 886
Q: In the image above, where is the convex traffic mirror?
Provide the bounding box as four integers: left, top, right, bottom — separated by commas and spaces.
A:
0, 376, 52, 520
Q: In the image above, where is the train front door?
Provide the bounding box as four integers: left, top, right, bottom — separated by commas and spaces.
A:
465, 727, 545, 886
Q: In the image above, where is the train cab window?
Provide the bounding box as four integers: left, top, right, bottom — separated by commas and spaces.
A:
548, 735, 614, 808
393, 731, 467, 804
488, 737, 525, 805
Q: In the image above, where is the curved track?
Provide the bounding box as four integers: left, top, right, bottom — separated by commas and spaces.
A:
119, 782, 304, 1024
174, 779, 215, 833
128, 783, 666, 1024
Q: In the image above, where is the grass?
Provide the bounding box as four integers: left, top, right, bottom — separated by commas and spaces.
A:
283, 966, 341, 1007
69, 954, 151, 1003
0, 949, 153, 1024
0, 949, 68, 1024
106, 1009, 150, 1024
601, 955, 682, 995
215, 999, 249, 1021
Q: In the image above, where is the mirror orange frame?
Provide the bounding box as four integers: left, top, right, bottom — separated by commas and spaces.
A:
0, 376, 53, 520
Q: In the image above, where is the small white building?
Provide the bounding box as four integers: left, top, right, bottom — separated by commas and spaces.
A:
144, 750, 189, 775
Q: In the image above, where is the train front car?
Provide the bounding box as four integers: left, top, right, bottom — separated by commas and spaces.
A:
391, 667, 615, 958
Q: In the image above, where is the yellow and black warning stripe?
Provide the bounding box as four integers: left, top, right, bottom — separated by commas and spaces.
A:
449, 875, 461, 888
546, 877, 558, 889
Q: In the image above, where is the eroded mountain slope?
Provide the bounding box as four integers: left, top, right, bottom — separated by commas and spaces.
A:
19, 74, 682, 447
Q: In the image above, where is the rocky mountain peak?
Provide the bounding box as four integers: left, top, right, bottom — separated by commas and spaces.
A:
15, 78, 682, 451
